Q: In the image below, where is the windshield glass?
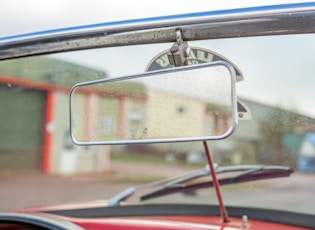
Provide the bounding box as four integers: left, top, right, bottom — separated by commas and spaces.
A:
0, 33, 314, 215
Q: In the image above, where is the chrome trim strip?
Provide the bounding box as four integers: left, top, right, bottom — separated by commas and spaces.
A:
1, 2, 315, 60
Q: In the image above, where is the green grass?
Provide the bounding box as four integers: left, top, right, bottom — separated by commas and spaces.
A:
110, 151, 204, 168
105, 174, 165, 184
111, 152, 165, 164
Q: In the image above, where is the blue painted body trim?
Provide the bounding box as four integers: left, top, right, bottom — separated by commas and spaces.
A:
1, 2, 315, 41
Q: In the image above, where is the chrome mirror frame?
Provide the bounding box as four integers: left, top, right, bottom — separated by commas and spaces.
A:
69, 61, 237, 145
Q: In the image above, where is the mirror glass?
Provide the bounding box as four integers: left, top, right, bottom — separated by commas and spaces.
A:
70, 61, 237, 145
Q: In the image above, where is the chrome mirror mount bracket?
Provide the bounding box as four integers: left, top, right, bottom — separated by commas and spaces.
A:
167, 29, 191, 67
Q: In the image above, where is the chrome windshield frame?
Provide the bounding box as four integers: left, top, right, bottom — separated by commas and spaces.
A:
0, 2, 315, 60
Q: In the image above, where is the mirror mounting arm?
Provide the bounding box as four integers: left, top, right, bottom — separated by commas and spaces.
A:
167, 29, 191, 67
203, 141, 229, 223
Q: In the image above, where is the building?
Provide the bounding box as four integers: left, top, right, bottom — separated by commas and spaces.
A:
0, 56, 110, 174
284, 133, 315, 172
2, 55, 314, 173
211, 98, 315, 166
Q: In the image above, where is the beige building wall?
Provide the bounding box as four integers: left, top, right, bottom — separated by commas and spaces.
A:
51, 92, 110, 175
145, 90, 206, 139
124, 98, 146, 140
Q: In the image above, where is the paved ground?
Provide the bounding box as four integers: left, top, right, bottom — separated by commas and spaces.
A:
0, 161, 197, 212
0, 161, 314, 214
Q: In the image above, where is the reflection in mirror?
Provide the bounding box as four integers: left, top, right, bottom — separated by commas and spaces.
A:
70, 61, 237, 145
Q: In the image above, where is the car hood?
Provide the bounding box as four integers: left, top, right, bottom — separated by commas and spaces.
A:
8, 201, 312, 230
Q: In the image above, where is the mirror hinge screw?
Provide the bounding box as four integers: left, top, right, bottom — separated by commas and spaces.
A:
241, 215, 250, 228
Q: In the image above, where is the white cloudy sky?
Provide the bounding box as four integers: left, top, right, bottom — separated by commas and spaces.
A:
1, 0, 315, 117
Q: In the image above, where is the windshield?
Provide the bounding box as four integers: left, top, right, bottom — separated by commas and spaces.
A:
0, 1, 314, 218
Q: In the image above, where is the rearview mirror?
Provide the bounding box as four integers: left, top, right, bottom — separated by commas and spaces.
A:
70, 61, 237, 145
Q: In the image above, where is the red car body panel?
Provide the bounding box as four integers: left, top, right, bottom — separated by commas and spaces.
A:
8, 200, 311, 230
10, 202, 311, 230
71, 216, 310, 230
7, 211, 307, 230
